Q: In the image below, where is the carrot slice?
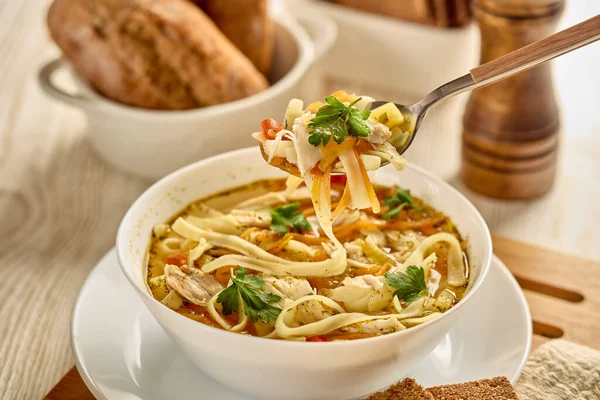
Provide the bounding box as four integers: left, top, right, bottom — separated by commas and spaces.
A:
290, 233, 329, 245
266, 233, 294, 254
307, 335, 328, 342
311, 249, 330, 262
332, 219, 386, 237
311, 167, 323, 206
260, 118, 283, 139
352, 264, 389, 276
214, 266, 235, 286
306, 101, 324, 113
166, 253, 187, 267
331, 183, 351, 221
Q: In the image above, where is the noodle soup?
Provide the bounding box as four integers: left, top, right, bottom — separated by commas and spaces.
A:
146, 178, 469, 341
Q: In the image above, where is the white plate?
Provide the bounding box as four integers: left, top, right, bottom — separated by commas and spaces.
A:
72, 250, 531, 400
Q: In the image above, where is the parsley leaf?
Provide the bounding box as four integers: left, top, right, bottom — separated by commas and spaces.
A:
216, 282, 239, 315
384, 203, 408, 221
347, 107, 371, 138
216, 267, 282, 323
307, 96, 372, 146
382, 188, 420, 220
385, 266, 428, 304
270, 202, 311, 235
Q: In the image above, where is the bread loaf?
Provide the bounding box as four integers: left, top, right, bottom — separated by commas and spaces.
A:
47, 0, 269, 110
201, 0, 274, 77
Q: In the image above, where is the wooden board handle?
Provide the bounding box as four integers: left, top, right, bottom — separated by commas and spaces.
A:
470, 14, 600, 83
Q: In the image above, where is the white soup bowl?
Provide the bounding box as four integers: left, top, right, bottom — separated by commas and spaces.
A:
116, 147, 492, 400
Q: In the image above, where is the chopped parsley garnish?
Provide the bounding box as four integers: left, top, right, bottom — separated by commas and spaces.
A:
382, 188, 419, 220
270, 202, 311, 235
385, 266, 428, 304
217, 267, 282, 323
307, 96, 371, 146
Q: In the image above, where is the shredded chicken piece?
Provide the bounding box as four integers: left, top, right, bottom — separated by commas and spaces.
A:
234, 192, 287, 210
365, 119, 391, 144
386, 230, 425, 262
343, 242, 363, 257
362, 228, 387, 248
164, 264, 223, 306
338, 316, 404, 334
231, 209, 272, 228
333, 209, 361, 226
284, 240, 318, 257
264, 276, 314, 300
342, 274, 384, 290
292, 112, 321, 176
295, 299, 336, 325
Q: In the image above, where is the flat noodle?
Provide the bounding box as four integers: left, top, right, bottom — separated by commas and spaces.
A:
275, 295, 442, 339
322, 163, 333, 213
199, 253, 346, 277
275, 295, 429, 338
307, 168, 344, 251
338, 146, 371, 210
172, 218, 346, 277
401, 313, 442, 327
207, 290, 248, 332
393, 232, 466, 286
355, 147, 380, 214
331, 183, 351, 221
284, 175, 304, 194
156, 237, 185, 257
267, 129, 293, 163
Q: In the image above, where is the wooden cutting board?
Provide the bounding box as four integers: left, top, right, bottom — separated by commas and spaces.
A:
44, 235, 600, 399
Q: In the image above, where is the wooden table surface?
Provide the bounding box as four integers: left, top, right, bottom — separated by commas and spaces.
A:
0, 1, 599, 399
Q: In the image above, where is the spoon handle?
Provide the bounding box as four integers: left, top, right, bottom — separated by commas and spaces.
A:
470, 14, 600, 85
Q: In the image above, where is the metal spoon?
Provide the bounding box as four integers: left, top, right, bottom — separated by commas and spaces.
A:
373, 14, 600, 157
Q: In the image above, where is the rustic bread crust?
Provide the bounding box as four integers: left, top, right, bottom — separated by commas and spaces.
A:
201, 0, 274, 77
48, 0, 269, 110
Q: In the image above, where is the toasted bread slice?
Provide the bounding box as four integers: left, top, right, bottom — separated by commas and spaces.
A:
365, 378, 434, 400
427, 376, 519, 400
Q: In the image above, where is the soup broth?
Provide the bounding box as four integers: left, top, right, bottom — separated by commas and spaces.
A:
147, 178, 469, 341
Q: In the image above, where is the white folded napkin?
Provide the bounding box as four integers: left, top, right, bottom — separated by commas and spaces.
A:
516, 339, 600, 400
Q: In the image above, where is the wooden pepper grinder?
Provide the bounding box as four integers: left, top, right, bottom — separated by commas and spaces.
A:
461, 0, 565, 199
